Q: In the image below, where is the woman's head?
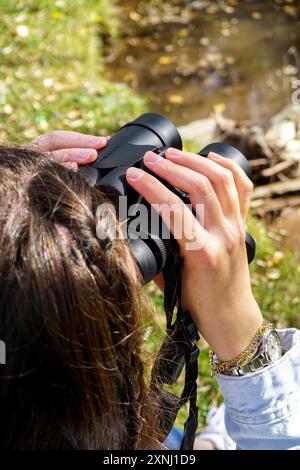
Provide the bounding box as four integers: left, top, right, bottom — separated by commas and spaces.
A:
0, 146, 156, 449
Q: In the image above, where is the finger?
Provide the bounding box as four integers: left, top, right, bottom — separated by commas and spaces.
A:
207, 152, 253, 222
126, 167, 207, 255
47, 148, 97, 164
143, 151, 223, 229
62, 162, 78, 172
165, 148, 240, 219
27, 131, 107, 152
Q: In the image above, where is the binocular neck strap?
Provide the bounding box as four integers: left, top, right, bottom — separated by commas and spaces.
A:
176, 304, 200, 451
161, 255, 200, 450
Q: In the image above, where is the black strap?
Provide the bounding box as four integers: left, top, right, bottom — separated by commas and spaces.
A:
177, 308, 200, 450
151, 253, 200, 450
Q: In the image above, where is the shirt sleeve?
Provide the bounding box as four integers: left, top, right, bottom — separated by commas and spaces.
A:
215, 328, 300, 450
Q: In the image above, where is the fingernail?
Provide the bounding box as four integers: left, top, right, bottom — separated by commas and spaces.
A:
165, 147, 182, 157
144, 151, 161, 166
88, 136, 107, 148
126, 167, 144, 181
79, 149, 96, 160
208, 152, 223, 160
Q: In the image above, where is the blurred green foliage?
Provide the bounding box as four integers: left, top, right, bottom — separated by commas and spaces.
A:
0, 0, 146, 143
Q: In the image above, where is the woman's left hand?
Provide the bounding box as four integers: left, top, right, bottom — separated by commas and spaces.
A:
26, 130, 108, 171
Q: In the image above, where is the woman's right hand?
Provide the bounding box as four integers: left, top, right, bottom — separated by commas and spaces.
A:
26, 130, 108, 171
126, 148, 263, 362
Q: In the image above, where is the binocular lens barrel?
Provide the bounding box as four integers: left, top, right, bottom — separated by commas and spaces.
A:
123, 113, 183, 150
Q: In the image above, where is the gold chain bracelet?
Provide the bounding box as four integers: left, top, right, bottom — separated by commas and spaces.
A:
210, 320, 273, 375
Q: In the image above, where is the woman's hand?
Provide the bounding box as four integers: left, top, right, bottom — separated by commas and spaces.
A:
126, 148, 263, 362
26, 130, 108, 171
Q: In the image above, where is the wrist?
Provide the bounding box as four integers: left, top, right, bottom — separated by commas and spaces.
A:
210, 319, 277, 375
199, 297, 264, 362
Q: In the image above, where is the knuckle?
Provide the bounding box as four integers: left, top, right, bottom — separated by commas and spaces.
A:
228, 160, 253, 191
186, 151, 198, 159
43, 131, 54, 143
168, 197, 185, 227
193, 175, 212, 194
54, 149, 68, 162
200, 248, 220, 270
160, 158, 170, 173
236, 222, 246, 245
243, 178, 254, 193
171, 196, 185, 214
39, 131, 56, 150
225, 231, 235, 254
224, 221, 245, 254
229, 159, 240, 174
217, 169, 234, 186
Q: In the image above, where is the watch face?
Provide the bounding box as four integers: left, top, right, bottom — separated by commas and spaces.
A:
264, 330, 282, 362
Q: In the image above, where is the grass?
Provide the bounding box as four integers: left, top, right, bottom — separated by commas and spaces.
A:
0, 0, 146, 144
1, 0, 300, 434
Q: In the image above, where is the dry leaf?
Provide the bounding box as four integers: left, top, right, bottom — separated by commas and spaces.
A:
199, 37, 209, 46
159, 56, 173, 65
213, 102, 226, 113
168, 94, 184, 104
206, 6, 218, 14
282, 5, 297, 16
129, 11, 142, 22
252, 12, 262, 20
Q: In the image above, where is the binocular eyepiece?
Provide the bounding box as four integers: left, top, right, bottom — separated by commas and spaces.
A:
79, 113, 255, 283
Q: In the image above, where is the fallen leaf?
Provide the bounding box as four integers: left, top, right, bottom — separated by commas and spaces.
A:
272, 251, 284, 265
252, 12, 262, 20
225, 56, 235, 65
159, 56, 173, 65
221, 28, 231, 37
213, 102, 226, 113
282, 5, 297, 16
206, 6, 218, 14
199, 37, 209, 46
129, 11, 142, 22
167, 94, 184, 104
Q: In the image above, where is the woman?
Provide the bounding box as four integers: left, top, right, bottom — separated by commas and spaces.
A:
0, 130, 299, 449
0, 134, 157, 449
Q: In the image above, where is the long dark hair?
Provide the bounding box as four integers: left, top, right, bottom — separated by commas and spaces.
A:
0, 146, 158, 449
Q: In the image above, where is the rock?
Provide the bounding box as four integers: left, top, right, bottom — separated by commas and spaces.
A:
285, 140, 300, 153
281, 139, 300, 161
271, 104, 300, 126
265, 121, 296, 149
178, 118, 219, 147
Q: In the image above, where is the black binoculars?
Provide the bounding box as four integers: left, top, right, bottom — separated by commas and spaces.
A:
80, 113, 255, 283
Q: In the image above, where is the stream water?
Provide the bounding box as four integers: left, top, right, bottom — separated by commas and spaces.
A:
105, 0, 300, 127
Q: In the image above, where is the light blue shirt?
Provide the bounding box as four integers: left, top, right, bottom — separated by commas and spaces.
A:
216, 328, 300, 450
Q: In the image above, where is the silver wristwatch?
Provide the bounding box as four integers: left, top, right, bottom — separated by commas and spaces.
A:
218, 328, 283, 376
